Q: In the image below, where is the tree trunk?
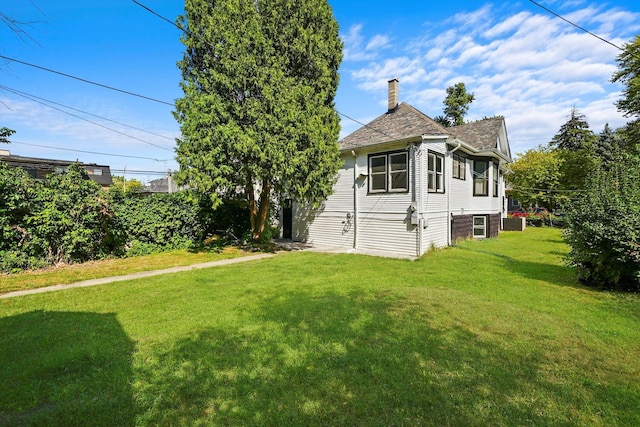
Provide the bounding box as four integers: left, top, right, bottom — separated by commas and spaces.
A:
248, 178, 271, 242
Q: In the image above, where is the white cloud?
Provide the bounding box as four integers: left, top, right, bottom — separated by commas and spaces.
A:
341, 24, 392, 62
345, 2, 639, 154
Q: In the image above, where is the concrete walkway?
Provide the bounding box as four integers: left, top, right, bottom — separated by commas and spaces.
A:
0, 253, 275, 300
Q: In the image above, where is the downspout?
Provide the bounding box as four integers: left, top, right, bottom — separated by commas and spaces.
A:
447, 140, 462, 246
352, 150, 358, 250
411, 143, 421, 256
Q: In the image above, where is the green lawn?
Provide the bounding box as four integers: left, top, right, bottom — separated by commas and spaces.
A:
1, 228, 639, 426
0, 246, 252, 294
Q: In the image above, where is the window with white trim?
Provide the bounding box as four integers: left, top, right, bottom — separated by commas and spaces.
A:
493, 163, 499, 197
428, 152, 444, 193
473, 160, 489, 196
452, 153, 465, 180
473, 216, 487, 238
368, 151, 408, 193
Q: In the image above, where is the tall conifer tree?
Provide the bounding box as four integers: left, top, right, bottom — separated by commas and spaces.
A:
174, 0, 343, 241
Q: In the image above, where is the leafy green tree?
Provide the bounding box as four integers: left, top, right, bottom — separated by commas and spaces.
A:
174, 0, 343, 242
110, 175, 143, 193
0, 126, 14, 144
505, 146, 563, 209
437, 82, 475, 127
612, 34, 640, 154
565, 158, 640, 291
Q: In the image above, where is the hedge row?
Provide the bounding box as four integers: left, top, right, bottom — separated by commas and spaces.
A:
0, 163, 249, 272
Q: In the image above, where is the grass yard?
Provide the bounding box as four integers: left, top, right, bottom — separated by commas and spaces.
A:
0, 246, 252, 295
1, 228, 639, 426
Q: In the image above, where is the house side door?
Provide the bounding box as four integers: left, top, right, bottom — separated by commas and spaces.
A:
283, 198, 293, 239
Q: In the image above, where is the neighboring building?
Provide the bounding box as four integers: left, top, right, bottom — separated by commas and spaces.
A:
283, 79, 512, 258
140, 175, 180, 194
0, 149, 113, 189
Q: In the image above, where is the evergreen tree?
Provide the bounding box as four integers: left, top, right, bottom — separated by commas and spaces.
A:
549, 107, 597, 150
174, 0, 343, 242
594, 123, 624, 169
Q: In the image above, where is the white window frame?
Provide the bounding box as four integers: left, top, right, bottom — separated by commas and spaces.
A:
493, 163, 499, 197
368, 151, 408, 193
428, 152, 445, 193
473, 216, 487, 238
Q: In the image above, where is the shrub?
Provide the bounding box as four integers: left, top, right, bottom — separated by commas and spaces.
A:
112, 192, 205, 255
25, 164, 115, 264
564, 158, 640, 291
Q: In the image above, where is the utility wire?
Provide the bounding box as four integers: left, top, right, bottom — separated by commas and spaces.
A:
132, 0, 397, 142
132, 0, 183, 30
2, 86, 174, 152
111, 169, 169, 175
0, 85, 175, 141
510, 184, 586, 193
337, 111, 396, 140
10, 141, 173, 162
0, 54, 175, 106
528, 0, 634, 56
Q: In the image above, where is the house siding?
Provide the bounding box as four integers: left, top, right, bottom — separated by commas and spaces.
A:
291, 155, 354, 250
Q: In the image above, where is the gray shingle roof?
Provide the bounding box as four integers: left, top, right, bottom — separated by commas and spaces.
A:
447, 116, 505, 151
339, 103, 507, 158
339, 102, 449, 150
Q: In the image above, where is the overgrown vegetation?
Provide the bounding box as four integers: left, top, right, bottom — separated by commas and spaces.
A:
565, 152, 640, 291
0, 163, 251, 273
1, 228, 639, 425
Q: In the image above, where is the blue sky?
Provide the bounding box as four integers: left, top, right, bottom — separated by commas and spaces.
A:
1, 1, 639, 183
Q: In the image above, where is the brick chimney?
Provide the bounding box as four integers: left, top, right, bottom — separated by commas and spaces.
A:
388, 78, 399, 112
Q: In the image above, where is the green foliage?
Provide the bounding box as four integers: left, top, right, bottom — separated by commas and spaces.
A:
442, 82, 475, 126
505, 146, 563, 209
0, 162, 35, 252
0, 126, 14, 144
1, 162, 250, 272
612, 36, 640, 155
110, 175, 143, 193
174, 0, 343, 242
612, 35, 640, 120
564, 158, 640, 291
595, 123, 625, 170
26, 163, 115, 264
549, 107, 597, 151
111, 192, 206, 255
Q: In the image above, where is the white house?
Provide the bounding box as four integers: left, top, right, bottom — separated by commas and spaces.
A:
282, 79, 512, 258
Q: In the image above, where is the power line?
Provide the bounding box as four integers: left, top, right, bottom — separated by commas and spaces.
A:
10, 141, 173, 162
111, 169, 168, 175
528, 0, 625, 52
510, 184, 586, 193
337, 111, 395, 140
0, 85, 176, 141
1, 86, 174, 152
0, 54, 174, 106
132, 0, 182, 30
131, 0, 396, 142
